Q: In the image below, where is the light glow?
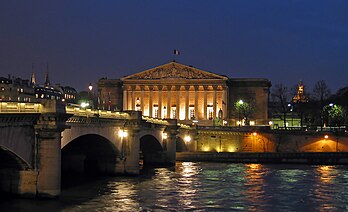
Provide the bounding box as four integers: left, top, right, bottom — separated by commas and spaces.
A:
184, 135, 191, 142
118, 130, 128, 138
81, 102, 89, 108
162, 132, 168, 139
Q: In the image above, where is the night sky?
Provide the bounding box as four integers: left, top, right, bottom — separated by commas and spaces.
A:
1, 1, 347, 92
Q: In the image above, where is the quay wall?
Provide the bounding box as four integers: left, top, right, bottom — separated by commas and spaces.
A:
184, 129, 348, 153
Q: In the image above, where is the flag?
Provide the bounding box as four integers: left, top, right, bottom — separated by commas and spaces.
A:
174, 49, 180, 55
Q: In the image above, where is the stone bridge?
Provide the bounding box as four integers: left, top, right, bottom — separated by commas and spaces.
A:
0, 100, 180, 198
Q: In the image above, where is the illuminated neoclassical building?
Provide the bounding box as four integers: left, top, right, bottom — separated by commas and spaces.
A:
98, 61, 271, 126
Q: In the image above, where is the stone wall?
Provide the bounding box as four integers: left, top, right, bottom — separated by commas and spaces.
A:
188, 130, 348, 153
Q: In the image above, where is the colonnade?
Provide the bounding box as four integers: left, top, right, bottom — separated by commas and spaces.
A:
123, 84, 228, 121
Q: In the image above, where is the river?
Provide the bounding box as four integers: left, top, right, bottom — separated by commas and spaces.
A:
2, 162, 348, 211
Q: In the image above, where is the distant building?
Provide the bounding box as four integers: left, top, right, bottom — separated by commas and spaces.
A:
59, 86, 77, 103
293, 81, 308, 103
98, 61, 271, 126
0, 76, 35, 102
0, 66, 77, 103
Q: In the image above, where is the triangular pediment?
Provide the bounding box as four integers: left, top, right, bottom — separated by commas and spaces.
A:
121, 62, 228, 80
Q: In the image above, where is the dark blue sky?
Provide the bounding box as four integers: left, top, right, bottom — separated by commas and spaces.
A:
1, 1, 347, 92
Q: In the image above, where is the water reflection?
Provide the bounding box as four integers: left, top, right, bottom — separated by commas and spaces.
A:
311, 165, 338, 211
243, 164, 268, 210
2, 163, 348, 211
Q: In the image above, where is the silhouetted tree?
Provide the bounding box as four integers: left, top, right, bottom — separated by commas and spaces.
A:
271, 83, 289, 129
312, 80, 331, 129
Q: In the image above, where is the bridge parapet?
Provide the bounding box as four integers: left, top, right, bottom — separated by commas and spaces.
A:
0, 102, 42, 113
66, 106, 130, 119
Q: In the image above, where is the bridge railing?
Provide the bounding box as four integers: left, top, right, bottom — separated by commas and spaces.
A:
0, 102, 42, 113
142, 116, 169, 125
66, 106, 130, 119
142, 116, 192, 128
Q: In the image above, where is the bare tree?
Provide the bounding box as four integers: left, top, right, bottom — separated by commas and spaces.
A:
271, 83, 289, 129
313, 80, 331, 129
313, 80, 331, 103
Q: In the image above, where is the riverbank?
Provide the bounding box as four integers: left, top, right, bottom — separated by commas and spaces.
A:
176, 152, 348, 164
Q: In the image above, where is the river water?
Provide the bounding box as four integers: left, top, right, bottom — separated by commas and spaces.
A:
2, 162, 348, 211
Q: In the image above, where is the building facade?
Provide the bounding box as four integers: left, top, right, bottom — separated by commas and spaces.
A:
98, 61, 271, 126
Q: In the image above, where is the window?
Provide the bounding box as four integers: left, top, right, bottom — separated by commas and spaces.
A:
163, 106, 167, 119
135, 98, 141, 111
171, 107, 177, 119
207, 105, 213, 120
189, 106, 195, 120
153, 106, 158, 118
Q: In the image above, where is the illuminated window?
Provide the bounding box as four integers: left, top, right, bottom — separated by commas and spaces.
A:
207, 105, 213, 120
136, 97, 141, 111
189, 106, 195, 120
163, 106, 167, 118
171, 107, 177, 119
153, 105, 158, 118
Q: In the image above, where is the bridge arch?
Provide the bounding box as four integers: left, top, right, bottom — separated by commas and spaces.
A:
0, 146, 30, 170
140, 134, 165, 165
62, 134, 120, 175
0, 147, 31, 194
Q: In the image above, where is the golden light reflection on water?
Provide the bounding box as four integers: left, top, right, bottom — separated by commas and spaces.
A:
317, 165, 335, 183
313, 165, 337, 211
176, 162, 200, 209
243, 163, 266, 208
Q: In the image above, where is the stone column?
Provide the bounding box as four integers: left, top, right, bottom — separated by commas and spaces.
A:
127, 89, 131, 110
223, 86, 228, 119
149, 86, 153, 117
213, 85, 217, 119
140, 86, 144, 113
167, 85, 171, 118
176, 85, 181, 120
131, 87, 135, 110
123, 88, 127, 111
158, 85, 163, 119
185, 85, 190, 120
194, 85, 199, 119
203, 85, 208, 120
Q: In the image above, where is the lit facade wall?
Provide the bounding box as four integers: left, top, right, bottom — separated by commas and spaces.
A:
97, 62, 271, 126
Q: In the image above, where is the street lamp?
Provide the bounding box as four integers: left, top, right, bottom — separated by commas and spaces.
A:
184, 135, 191, 143
88, 83, 93, 109
237, 99, 243, 126
118, 129, 128, 159
88, 83, 93, 92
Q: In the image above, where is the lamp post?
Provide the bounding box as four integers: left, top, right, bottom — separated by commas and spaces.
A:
118, 129, 128, 159
288, 103, 293, 127
237, 100, 243, 126
88, 83, 93, 109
